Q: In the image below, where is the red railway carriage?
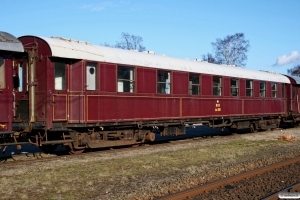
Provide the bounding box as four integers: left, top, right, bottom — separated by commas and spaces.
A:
1, 33, 299, 154
0, 31, 26, 151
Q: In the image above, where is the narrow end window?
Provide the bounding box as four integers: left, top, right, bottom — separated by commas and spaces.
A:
54, 62, 66, 90
0, 57, 5, 89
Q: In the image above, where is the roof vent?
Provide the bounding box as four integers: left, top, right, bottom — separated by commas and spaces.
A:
143, 50, 155, 54
51, 36, 91, 45
260, 70, 276, 74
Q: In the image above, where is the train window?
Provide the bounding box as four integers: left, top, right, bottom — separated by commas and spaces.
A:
272, 83, 277, 98
54, 62, 66, 90
86, 63, 97, 90
189, 74, 200, 95
213, 76, 222, 96
0, 57, 5, 88
246, 80, 253, 97
282, 83, 285, 98
157, 70, 171, 94
260, 81, 266, 97
231, 78, 239, 96
18, 63, 23, 92
118, 66, 135, 93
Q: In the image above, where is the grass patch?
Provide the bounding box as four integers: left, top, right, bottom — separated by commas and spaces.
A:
0, 137, 299, 199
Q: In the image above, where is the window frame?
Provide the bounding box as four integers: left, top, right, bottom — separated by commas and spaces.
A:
117, 66, 135, 93
213, 76, 222, 96
157, 70, 171, 94
282, 83, 285, 98
54, 62, 66, 90
246, 79, 253, 97
86, 62, 97, 91
189, 73, 200, 95
260, 81, 266, 98
0, 57, 5, 89
272, 82, 277, 98
230, 78, 239, 96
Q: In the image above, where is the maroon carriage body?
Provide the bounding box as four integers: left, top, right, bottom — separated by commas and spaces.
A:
17, 36, 291, 130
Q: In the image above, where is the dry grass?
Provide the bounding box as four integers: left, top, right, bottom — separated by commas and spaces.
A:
1, 128, 300, 199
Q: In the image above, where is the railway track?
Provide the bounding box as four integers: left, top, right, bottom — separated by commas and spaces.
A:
158, 156, 300, 200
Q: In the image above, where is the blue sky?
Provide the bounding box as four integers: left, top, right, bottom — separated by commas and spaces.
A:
3, 0, 300, 75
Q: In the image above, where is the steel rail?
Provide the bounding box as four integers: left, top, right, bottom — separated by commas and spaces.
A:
158, 156, 300, 200
263, 182, 300, 200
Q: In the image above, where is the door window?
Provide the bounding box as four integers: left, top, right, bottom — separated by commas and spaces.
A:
86, 63, 97, 90
0, 57, 5, 89
54, 62, 66, 90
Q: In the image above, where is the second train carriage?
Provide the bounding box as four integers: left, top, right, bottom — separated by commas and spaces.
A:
2, 32, 300, 153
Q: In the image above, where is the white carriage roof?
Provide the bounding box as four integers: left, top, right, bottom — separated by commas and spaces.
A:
0, 31, 24, 52
27, 35, 290, 83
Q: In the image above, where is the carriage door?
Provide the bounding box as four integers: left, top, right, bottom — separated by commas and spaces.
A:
0, 56, 10, 124
52, 62, 68, 121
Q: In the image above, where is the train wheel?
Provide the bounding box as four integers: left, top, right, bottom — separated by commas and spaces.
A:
250, 123, 258, 133
64, 143, 85, 154
39, 144, 58, 154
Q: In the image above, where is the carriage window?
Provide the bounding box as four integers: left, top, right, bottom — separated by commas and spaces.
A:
246, 80, 253, 97
86, 63, 97, 90
231, 78, 239, 96
0, 57, 5, 89
213, 76, 222, 96
189, 74, 200, 95
282, 83, 285, 98
54, 62, 66, 90
18, 63, 23, 92
260, 81, 266, 97
157, 70, 171, 94
272, 83, 277, 98
118, 66, 135, 92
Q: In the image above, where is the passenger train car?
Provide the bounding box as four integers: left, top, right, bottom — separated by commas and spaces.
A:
1, 31, 300, 154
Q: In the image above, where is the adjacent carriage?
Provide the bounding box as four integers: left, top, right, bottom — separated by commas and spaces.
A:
1, 32, 300, 153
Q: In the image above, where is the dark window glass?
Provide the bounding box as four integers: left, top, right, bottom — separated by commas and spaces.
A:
272, 83, 277, 98
189, 74, 200, 95
246, 80, 253, 97
118, 66, 135, 93
260, 81, 266, 97
157, 70, 171, 94
231, 78, 239, 96
213, 76, 222, 96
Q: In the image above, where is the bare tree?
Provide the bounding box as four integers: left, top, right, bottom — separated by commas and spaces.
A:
287, 65, 300, 76
202, 53, 220, 64
211, 33, 250, 67
115, 32, 146, 52
101, 42, 114, 47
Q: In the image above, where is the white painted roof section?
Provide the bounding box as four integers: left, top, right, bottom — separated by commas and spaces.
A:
34, 36, 290, 83
286, 75, 300, 84
0, 31, 24, 52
